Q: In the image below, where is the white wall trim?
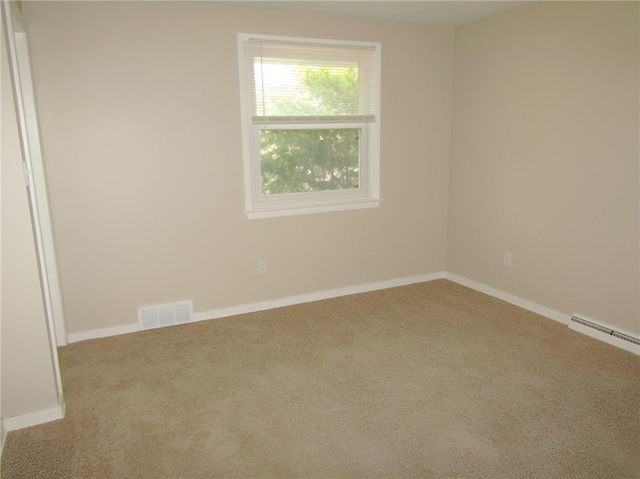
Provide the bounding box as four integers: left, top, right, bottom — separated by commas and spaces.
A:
2, 403, 64, 432
194, 272, 445, 322
445, 272, 568, 324
67, 272, 446, 342
65, 271, 637, 356
67, 323, 138, 343
1, 421, 6, 457
445, 272, 639, 356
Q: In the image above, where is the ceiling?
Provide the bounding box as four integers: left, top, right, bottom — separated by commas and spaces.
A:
218, 1, 531, 26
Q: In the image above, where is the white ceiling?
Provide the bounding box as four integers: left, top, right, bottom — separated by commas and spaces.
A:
218, 1, 531, 26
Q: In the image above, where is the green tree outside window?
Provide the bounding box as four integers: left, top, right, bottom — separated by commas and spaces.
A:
260, 66, 360, 194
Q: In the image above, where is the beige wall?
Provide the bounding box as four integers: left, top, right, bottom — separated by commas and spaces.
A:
23, 2, 454, 334
448, 2, 639, 334
20, 1, 639, 340
1, 14, 59, 418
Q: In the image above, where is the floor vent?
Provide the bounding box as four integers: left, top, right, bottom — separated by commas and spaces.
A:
138, 300, 193, 331
569, 314, 640, 354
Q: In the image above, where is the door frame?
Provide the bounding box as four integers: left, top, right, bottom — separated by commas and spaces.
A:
2, 0, 65, 402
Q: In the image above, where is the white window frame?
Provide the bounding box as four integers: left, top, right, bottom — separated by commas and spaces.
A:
237, 33, 382, 220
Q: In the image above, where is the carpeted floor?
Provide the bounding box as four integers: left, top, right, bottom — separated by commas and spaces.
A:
2, 279, 639, 478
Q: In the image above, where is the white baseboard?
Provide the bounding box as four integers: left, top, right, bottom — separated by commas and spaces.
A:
1, 421, 6, 456
445, 272, 639, 356
194, 272, 446, 322
65, 271, 637, 357
445, 272, 568, 324
67, 322, 138, 343
2, 403, 64, 432
67, 272, 446, 343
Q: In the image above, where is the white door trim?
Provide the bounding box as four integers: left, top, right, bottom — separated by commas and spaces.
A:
1, 0, 65, 402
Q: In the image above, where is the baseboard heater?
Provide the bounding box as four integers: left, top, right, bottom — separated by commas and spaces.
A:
569, 314, 640, 355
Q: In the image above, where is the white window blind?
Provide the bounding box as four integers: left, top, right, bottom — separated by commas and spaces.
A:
247, 38, 378, 124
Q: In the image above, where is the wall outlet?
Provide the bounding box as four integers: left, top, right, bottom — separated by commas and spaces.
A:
503, 252, 512, 267
257, 259, 267, 274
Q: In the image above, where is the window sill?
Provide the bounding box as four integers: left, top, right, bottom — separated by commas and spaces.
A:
245, 197, 382, 220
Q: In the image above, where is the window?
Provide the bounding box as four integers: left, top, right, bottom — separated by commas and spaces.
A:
237, 33, 381, 219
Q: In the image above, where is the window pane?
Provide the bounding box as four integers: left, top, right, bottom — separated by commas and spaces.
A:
260, 129, 360, 194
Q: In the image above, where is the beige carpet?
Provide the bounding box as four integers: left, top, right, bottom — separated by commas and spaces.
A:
2, 280, 639, 478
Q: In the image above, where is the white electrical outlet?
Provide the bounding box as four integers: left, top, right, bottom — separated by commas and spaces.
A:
503, 252, 512, 267
257, 259, 267, 274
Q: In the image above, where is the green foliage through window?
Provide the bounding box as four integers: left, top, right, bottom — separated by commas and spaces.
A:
259, 66, 360, 194
261, 128, 359, 194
